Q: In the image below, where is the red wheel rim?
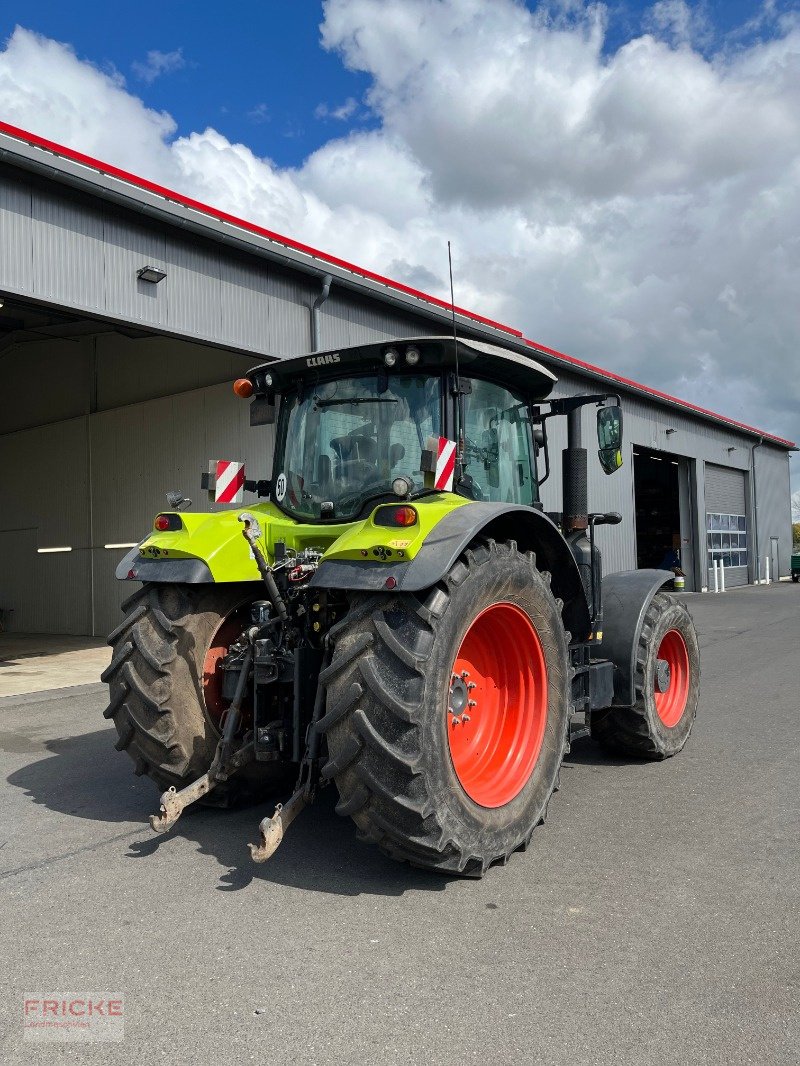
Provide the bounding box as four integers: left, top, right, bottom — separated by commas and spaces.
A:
202, 608, 253, 731
447, 602, 548, 809
654, 629, 690, 728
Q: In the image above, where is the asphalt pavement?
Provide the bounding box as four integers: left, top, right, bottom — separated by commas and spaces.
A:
1, 584, 798, 1065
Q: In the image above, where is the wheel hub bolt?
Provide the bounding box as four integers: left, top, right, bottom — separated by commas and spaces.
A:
656, 658, 671, 693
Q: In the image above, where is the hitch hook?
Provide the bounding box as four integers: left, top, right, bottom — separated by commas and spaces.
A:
248, 787, 309, 863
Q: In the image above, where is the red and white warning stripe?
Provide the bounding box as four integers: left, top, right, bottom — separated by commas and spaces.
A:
434, 437, 457, 491
215, 460, 246, 504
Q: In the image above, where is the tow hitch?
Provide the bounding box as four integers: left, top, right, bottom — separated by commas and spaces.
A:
148, 509, 328, 860
249, 645, 329, 862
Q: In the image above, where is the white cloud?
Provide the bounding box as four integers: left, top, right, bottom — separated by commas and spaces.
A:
247, 102, 270, 123
0, 11, 798, 489
315, 96, 358, 120
132, 48, 185, 85
791, 490, 800, 522
645, 1, 712, 49
0, 28, 176, 177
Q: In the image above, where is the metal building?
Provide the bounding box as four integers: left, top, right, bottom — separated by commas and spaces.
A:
0, 121, 794, 636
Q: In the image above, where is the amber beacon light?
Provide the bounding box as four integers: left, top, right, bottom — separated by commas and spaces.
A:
233, 378, 254, 398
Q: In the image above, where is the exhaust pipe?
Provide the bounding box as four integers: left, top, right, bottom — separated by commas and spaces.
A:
562, 407, 588, 534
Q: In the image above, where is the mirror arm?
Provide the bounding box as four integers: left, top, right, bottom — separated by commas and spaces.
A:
530, 405, 551, 487
548, 393, 619, 416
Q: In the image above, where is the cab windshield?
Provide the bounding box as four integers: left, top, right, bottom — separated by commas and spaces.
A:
276, 373, 442, 520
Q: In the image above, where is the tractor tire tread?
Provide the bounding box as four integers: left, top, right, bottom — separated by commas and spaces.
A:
592, 591, 699, 759
320, 540, 569, 875
103, 582, 277, 801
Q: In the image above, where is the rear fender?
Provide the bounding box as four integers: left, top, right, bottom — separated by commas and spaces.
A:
314, 502, 592, 642
601, 569, 674, 707
115, 550, 215, 583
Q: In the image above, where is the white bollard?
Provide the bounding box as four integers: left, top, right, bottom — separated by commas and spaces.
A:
719, 559, 726, 593
765, 556, 770, 585
712, 559, 719, 593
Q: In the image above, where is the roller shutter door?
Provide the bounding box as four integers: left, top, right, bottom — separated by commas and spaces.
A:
705, 464, 749, 588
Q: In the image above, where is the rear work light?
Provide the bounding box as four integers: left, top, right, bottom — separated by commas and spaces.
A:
154, 513, 182, 532
374, 506, 418, 528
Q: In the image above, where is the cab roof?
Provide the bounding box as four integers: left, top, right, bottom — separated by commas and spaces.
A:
248, 336, 558, 400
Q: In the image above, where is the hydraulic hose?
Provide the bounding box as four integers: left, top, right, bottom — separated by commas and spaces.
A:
238, 512, 288, 622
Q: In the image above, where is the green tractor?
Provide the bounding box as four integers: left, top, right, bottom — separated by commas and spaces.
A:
103, 336, 700, 875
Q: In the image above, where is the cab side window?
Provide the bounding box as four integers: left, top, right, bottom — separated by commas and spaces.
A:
462, 379, 536, 504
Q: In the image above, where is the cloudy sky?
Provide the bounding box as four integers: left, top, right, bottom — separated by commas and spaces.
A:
0, 1, 798, 502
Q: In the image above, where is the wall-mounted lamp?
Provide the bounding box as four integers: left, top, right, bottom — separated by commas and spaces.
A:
727, 446, 737, 454
665, 428, 676, 435
137, 265, 167, 284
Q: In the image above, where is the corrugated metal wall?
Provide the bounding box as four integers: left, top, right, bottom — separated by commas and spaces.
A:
0, 164, 433, 359
534, 370, 792, 592
753, 447, 793, 581
90, 381, 277, 634
0, 418, 92, 633
0, 381, 277, 636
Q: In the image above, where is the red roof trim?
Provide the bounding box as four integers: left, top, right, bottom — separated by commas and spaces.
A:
0, 120, 793, 449
0, 120, 519, 337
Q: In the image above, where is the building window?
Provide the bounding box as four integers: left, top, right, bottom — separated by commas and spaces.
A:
706, 513, 748, 568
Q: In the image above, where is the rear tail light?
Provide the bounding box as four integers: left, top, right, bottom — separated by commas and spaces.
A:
374, 506, 418, 528
154, 513, 182, 532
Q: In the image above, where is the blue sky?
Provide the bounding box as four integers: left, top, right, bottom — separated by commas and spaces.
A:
0, 1, 373, 166
1, 1, 793, 167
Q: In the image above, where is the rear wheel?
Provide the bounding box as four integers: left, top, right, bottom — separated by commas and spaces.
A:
319, 539, 571, 876
592, 592, 700, 759
102, 582, 288, 802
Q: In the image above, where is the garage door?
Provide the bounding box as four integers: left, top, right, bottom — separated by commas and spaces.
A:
705, 464, 749, 588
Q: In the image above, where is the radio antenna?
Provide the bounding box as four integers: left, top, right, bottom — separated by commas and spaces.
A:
447, 241, 463, 456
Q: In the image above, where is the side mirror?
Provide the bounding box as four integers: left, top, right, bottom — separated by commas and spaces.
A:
597, 405, 623, 474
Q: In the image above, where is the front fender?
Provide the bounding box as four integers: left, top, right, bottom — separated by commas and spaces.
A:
313, 502, 592, 642
601, 569, 674, 707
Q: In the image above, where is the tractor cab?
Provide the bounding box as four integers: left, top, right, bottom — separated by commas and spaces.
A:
240, 336, 558, 522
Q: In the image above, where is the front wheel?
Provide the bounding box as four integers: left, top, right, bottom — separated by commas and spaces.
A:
592, 591, 700, 759
318, 539, 571, 876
